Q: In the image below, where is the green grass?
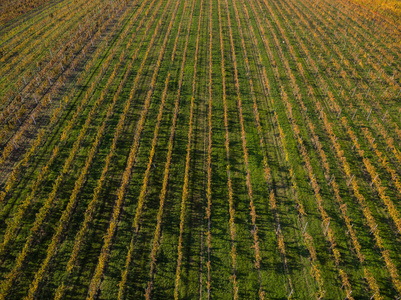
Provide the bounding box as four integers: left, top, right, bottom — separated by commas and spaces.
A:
1, 0, 401, 298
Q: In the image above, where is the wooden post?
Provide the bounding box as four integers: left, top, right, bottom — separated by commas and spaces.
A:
302, 222, 308, 234
352, 86, 357, 97
324, 221, 330, 235
370, 292, 376, 300
370, 224, 378, 235
329, 174, 334, 185
370, 175, 378, 187
366, 109, 372, 121
347, 224, 354, 234
382, 110, 388, 121
352, 109, 357, 120
365, 87, 370, 98
347, 175, 354, 186
337, 108, 342, 119
352, 138, 357, 150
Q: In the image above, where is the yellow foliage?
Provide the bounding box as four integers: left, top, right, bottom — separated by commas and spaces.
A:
352, 0, 401, 22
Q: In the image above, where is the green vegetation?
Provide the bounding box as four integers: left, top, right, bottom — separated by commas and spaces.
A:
0, 0, 401, 298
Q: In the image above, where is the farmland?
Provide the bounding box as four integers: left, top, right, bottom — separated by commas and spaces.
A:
1, 0, 401, 298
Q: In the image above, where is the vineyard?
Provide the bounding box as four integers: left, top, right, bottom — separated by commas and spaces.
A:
0, 0, 401, 298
